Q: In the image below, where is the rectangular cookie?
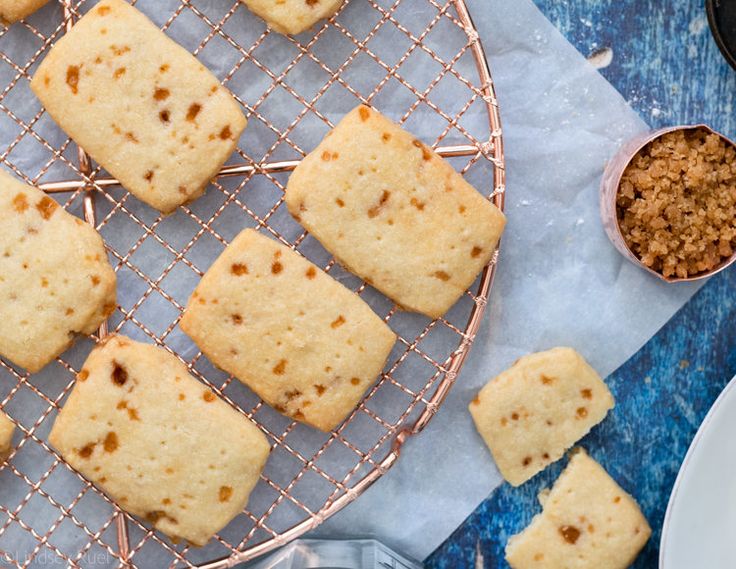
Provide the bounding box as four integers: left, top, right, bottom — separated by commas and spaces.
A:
0, 0, 49, 23
241, 0, 344, 35
31, 0, 247, 213
505, 449, 651, 569
285, 105, 506, 319
49, 335, 270, 546
180, 229, 397, 432
469, 347, 614, 486
0, 170, 116, 373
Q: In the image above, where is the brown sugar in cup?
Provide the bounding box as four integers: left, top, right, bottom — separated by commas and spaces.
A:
600, 125, 736, 282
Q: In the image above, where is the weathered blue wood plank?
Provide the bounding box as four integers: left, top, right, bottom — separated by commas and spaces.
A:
426, 1, 736, 567
537, 1, 736, 136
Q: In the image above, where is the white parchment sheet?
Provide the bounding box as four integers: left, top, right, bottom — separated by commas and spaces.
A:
310, 0, 702, 559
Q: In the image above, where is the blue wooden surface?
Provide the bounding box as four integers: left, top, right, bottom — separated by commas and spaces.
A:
426, 1, 736, 567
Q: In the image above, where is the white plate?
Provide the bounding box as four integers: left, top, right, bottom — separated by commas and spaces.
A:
660, 375, 736, 569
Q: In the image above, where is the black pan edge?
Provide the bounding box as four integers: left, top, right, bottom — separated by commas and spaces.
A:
706, 0, 736, 71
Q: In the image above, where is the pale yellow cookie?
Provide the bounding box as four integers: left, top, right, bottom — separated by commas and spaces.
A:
180, 229, 397, 432
49, 335, 270, 546
0, 170, 116, 373
0, 0, 49, 24
285, 105, 506, 319
0, 412, 15, 462
31, 0, 247, 213
241, 0, 344, 35
505, 449, 651, 569
469, 347, 614, 486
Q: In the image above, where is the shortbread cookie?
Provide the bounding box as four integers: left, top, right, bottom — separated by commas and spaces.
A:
0, 0, 49, 24
241, 0, 344, 35
469, 347, 614, 486
180, 229, 396, 432
31, 0, 247, 213
506, 449, 651, 569
285, 105, 506, 318
0, 170, 116, 373
0, 412, 15, 462
49, 335, 270, 546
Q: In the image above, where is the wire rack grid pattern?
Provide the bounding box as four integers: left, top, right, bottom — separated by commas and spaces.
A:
0, 0, 504, 566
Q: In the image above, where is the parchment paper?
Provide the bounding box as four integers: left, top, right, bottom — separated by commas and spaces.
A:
310, 0, 703, 559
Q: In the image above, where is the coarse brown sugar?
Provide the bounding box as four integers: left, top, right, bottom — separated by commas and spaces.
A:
616, 128, 736, 278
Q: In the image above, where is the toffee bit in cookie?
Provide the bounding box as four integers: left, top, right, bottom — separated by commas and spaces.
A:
616, 128, 736, 279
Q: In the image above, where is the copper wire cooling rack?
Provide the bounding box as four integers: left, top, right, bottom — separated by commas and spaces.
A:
0, 0, 504, 566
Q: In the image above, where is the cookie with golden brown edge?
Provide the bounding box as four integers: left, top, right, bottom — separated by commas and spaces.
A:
49, 335, 270, 546
180, 229, 397, 432
241, 0, 344, 35
0, 0, 49, 24
0, 170, 116, 373
0, 412, 14, 462
285, 105, 506, 319
31, 0, 246, 213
